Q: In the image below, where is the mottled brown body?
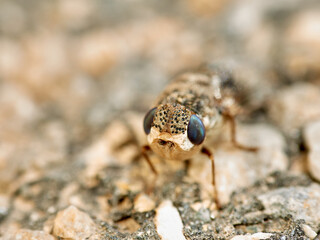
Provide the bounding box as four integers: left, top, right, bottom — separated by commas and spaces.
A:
146, 70, 241, 161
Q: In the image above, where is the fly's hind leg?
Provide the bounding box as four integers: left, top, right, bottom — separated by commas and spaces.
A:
223, 112, 258, 152
201, 147, 221, 209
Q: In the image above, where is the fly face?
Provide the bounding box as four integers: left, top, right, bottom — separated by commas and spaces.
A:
143, 103, 206, 161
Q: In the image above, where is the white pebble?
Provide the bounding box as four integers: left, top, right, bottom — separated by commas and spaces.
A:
302, 224, 317, 239
155, 200, 186, 240
231, 232, 273, 240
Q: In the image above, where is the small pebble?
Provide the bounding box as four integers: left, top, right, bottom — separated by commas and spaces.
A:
304, 120, 320, 182
231, 232, 273, 240
302, 224, 317, 239
134, 193, 155, 212
155, 200, 186, 240
53, 205, 100, 240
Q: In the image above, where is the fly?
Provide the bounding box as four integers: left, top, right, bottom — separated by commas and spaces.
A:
142, 65, 257, 208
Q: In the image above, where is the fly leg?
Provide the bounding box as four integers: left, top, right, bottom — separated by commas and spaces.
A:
223, 112, 258, 152
141, 145, 158, 193
141, 145, 158, 175
184, 159, 191, 173
201, 147, 221, 209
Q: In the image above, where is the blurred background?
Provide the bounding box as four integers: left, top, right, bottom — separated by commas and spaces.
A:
0, 0, 320, 234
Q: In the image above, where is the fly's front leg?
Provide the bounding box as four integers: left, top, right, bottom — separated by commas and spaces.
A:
201, 147, 221, 209
141, 145, 158, 175
141, 145, 158, 194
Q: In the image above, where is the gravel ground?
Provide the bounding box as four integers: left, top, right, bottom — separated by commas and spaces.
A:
0, 0, 320, 239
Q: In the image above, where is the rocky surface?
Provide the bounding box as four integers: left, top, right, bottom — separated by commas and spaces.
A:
188, 123, 289, 206
0, 0, 320, 239
258, 184, 320, 229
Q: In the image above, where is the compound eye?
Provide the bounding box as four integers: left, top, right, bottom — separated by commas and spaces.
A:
143, 107, 157, 134
187, 115, 205, 145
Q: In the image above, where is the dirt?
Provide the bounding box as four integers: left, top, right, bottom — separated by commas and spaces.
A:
0, 0, 320, 239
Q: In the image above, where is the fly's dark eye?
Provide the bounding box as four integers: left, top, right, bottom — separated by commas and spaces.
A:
143, 107, 157, 134
187, 114, 205, 145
